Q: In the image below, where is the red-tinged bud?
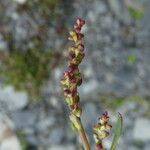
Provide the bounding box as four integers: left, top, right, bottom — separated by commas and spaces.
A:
76, 18, 85, 27
64, 71, 71, 79
74, 23, 81, 33
68, 52, 76, 59
96, 143, 103, 150
77, 33, 84, 40
99, 112, 109, 123
93, 111, 112, 149
71, 64, 78, 70
105, 123, 112, 130
64, 88, 71, 95
67, 65, 76, 73
78, 44, 84, 51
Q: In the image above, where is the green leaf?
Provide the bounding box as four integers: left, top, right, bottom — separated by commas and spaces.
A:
110, 113, 123, 150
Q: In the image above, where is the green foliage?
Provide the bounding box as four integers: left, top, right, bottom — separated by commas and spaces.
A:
39, 0, 60, 9
17, 130, 28, 150
127, 54, 137, 64
1, 47, 52, 98
100, 95, 125, 110
128, 6, 144, 19
110, 113, 123, 150
109, 97, 125, 110
18, 0, 61, 17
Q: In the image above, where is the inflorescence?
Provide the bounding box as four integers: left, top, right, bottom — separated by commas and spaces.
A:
93, 112, 112, 150
60, 18, 85, 129
60, 18, 115, 150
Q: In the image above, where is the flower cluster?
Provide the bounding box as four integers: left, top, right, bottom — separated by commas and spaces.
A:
60, 18, 85, 129
93, 112, 112, 150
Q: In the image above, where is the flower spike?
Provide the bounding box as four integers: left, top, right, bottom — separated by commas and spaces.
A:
60, 17, 90, 150
60, 18, 85, 120
93, 112, 112, 150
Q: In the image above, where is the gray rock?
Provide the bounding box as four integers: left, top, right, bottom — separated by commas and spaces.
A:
127, 146, 140, 150
83, 66, 95, 79
0, 114, 21, 150
108, 0, 131, 23
93, 1, 107, 15
0, 85, 28, 112
80, 79, 99, 95
0, 137, 22, 150
49, 145, 75, 150
0, 34, 7, 51
81, 102, 99, 143
13, 0, 27, 4
82, 103, 98, 128
133, 118, 150, 142
48, 127, 65, 145
144, 143, 150, 150
10, 110, 36, 128
36, 117, 56, 132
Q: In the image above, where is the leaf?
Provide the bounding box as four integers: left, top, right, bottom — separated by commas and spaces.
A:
110, 113, 123, 150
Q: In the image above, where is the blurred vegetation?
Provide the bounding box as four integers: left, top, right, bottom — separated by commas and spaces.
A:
0, 0, 68, 100
127, 54, 137, 64
17, 0, 61, 15
100, 95, 125, 110
128, 6, 144, 19
17, 129, 37, 150
16, 0, 73, 28
100, 95, 150, 114
17, 130, 28, 150
0, 40, 53, 99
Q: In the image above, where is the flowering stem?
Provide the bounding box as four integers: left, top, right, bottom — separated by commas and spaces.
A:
61, 18, 90, 150
78, 118, 91, 150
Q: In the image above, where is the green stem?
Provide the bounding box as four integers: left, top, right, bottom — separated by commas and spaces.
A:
78, 118, 91, 150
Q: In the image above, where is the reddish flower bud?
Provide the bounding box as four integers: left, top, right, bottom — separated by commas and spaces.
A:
67, 65, 76, 73
99, 112, 109, 121
104, 123, 112, 130
64, 88, 71, 95
74, 23, 81, 33
76, 18, 85, 27
61, 18, 85, 120
68, 52, 75, 59
96, 143, 103, 150
78, 44, 84, 51
77, 33, 84, 40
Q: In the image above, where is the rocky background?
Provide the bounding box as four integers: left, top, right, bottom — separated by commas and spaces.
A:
0, 0, 150, 150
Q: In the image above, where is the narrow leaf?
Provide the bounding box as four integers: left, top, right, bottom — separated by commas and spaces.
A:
110, 113, 123, 150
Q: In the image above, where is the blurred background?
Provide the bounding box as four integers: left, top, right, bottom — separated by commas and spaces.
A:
0, 0, 150, 150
